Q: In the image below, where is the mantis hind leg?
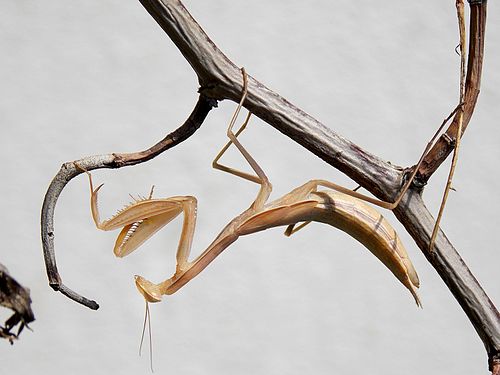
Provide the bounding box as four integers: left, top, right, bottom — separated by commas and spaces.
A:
293, 100, 463, 215
212, 68, 272, 210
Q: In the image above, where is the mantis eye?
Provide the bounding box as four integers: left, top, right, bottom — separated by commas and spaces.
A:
134, 275, 162, 303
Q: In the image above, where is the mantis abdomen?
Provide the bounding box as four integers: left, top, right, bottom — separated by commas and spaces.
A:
238, 189, 421, 306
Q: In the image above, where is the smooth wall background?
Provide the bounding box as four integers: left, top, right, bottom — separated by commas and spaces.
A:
1, 1, 499, 374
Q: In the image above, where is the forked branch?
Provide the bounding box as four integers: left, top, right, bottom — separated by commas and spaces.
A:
41, 0, 499, 371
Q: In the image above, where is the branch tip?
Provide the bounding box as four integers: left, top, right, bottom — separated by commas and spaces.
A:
41, 95, 214, 310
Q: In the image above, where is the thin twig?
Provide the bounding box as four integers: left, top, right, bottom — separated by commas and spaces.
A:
429, 0, 467, 251
417, 0, 485, 181
41, 95, 216, 309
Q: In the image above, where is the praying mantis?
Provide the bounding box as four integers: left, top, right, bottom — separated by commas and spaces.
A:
35, 1, 485, 371
71, 0, 471, 316
72, 2, 469, 312
81, 68, 425, 308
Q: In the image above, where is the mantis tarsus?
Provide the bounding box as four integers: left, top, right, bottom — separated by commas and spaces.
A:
83, 68, 424, 309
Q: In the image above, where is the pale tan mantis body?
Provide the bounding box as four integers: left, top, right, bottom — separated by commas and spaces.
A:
82, 0, 471, 308
83, 69, 423, 308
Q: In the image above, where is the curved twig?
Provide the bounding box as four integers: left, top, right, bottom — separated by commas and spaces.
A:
493, 360, 500, 375
41, 95, 216, 309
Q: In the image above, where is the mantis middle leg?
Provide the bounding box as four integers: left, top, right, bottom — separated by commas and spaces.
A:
212, 68, 272, 211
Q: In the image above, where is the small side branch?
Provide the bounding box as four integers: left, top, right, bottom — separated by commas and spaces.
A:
114, 95, 217, 167
41, 95, 216, 310
417, 1, 486, 182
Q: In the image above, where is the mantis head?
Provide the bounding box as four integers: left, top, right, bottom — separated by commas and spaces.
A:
134, 275, 162, 303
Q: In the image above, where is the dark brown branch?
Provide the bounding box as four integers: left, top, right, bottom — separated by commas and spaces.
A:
114, 95, 217, 167
41, 95, 216, 309
394, 192, 500, 370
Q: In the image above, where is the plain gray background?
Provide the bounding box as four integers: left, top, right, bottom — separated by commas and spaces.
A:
1, 1, 499, 374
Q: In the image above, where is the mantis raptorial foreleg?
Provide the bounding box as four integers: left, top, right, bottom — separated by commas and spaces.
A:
83, 169, 199, 302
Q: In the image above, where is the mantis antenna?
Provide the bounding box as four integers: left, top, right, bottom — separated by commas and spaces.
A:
139, 300, 154, 372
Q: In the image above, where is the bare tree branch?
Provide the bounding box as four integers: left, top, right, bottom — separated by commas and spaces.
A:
40, 0, 499, 371
417, 1, 486, 183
